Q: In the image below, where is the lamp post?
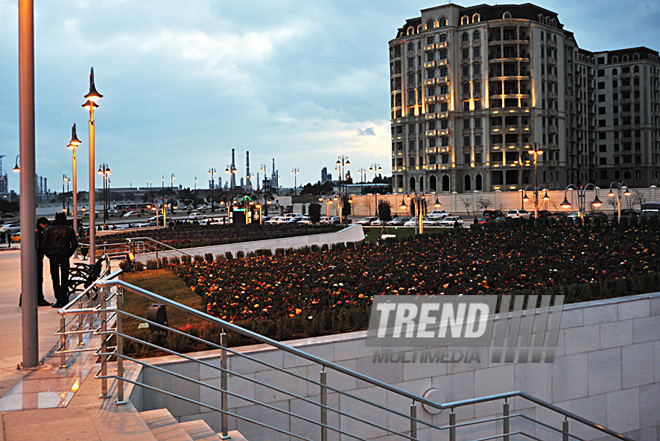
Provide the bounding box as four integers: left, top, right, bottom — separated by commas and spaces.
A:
513, 155, 530, 209
67, 124, 81, 235
82, 67, 102, 265
12, 155, 20, 172
208, 168, 217, 211
528, 142, 543, 219
225, 164, 237, 190
97, 163, 111, 228
318, 192, 334, 221
62, 175, 70, 213
607, 181, 631, 223
335, 155, 350, 194
399, 190, 434, 235
291, 168, 300, 195
369, 163, 382, 179
560, 183, 602, 220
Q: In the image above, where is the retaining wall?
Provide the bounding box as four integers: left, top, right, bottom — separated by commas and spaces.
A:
131, 292, 660, 441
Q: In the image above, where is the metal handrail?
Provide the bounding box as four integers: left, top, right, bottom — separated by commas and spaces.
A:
55, 268, 634, 441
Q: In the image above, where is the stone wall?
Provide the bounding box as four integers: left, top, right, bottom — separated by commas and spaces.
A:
132, 292, 660, 441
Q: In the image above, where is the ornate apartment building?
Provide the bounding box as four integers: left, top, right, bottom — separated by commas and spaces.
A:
389, 3, 660, 194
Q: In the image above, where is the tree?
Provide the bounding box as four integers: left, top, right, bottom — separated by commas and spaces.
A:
341, 194, 352, 218
309, 203, 321, 224
378, 200, 392, 222
461, 196, 472, 215
477, 197, 492, 211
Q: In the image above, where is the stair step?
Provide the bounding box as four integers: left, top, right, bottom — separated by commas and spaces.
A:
179, 420, 218, 440
140, 408, 193, 441
227, 431, 248, 441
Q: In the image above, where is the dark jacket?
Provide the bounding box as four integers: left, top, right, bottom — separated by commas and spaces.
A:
41, 215, 78, 257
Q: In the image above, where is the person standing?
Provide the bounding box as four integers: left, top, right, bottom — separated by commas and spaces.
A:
35, 217, 52, 306
41, 212, 78, 308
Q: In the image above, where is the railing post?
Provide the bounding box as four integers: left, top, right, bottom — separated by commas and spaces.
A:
503, 400, 510, 441
116, 275, 126, 405
220, 330, 229, 439
562, 418, 569, 441
77, 296, 84, 346
320, 368, 327, 441
59, 314, 67, 368
100, 285, 108, 397
449, 409, 456, 441
410, 400, 417, 439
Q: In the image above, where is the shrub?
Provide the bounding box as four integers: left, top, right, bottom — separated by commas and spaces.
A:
146, 259, 159, 270
204, 253, 214, 262
160, 257, 169, 268
215, 254, 225, 262
181, 255, 191, 264
169, 256, 181, 266
194, 255, 204, 263
225, 251, 234, 260
275, 248, 285, 256
134, 261, 145, 272
236, 250, 245, 259
118, 259, 131, 272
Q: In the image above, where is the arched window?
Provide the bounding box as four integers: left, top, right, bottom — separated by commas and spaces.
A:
634, 66, 640, 73
407, 27, 414, 36
633, 53, 640, 60
503, 11, 512, 19
417, 25, 422, 34
472, 13, 481, 23
442, 175, 450, 192
623, 54, 629, 62
461, 16, 469, 26
612, 56, 618, 63
439, 17, 447, 27
419, 176, 424, 191
430, 175, 437, 191
427, 19, 435, 30
462, 32, 469, 42
408, 42, 414, 51
464, 175, 471, 191
473, 30, 480, 40
612, 68, 618, 75
410, 176, 416, 190
475, 174, 483, 191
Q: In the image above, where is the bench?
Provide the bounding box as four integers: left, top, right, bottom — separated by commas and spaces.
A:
67, 256, 107, 301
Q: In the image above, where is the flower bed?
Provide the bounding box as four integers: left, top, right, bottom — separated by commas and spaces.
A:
169, 221, 660, 343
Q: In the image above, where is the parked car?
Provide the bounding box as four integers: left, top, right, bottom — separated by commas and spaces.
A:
297, 216, 312, 225
473, 217, 489, 224
0, 223, 21, 234
189, 212, 205, 220
586, 211, 608, 220
530, 210, 552, 218
483, 210, 504, 220
439, 216, 464, 226
328, 216, 342, 224
422, 217, 440, 226
386, 217, 410, 226
403, 218, 417, 227
370, 219, 384, 226
506, 209, 531, 219
620, 209, 640, 217
426, 210, 449, 219
356, 216, 379, 225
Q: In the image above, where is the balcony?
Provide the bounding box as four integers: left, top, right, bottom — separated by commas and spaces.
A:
425, 44, 436, 51
437, 59, 448, 67
438, 111, 449, 118
424, 112, 437, 120
426, 130, 437, 136
438, 93, 451, 101
437, 41, 448, 49
490, 125, 503, 133
424, 78, 437, 86
426, 147, 438, 154
437, 75, 450, 83
425, 96, 437, 103
424, 61, 436, 68
491, 144, 503, 150
438, 129, 450, 136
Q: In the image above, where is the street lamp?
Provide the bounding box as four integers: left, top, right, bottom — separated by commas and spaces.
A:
12, 155, 20, 172
399, 189, 431, 234
318, 192, 334, 220
513, 155, 530, 208
209, 168, 217, 211
82, 67, 102, 265
335, 155, 350, 194
62, 175, 71, 213
527, 142, 543, 219
369, 163, 382, 179
291, 168, 300, 195
97, 163, 111, 228
67, 123, 82, 236
607, 181, 631, 223
560, 183, 601, 220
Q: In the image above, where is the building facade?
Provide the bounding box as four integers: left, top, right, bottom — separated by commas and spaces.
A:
389, 3, 660, 194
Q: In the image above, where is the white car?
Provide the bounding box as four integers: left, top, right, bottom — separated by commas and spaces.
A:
0, 223, 21, 234
439, 216, 464, 226
426, 210, 449, 219
387, 217, 410, 226
266, 217, 285, 224
357, 217, 379, 225
506, 209, 531, 219
422, 217, 440, 226
403, 218, 417, 227
189, 212, 205, 220
298, 216, 312, 225
370, 219, 384, 226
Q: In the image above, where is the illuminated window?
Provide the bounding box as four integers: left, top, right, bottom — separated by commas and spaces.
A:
472, 13, 481, 23
427, 19, 435, 29
461, 16, 469, 26
503, 11, 512, 19
407, 27, 414, 36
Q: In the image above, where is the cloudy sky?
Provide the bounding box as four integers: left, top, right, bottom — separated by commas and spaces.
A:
1, 0, 659, 193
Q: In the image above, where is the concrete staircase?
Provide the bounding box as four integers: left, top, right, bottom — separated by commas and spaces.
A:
140, 408, 247, 441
